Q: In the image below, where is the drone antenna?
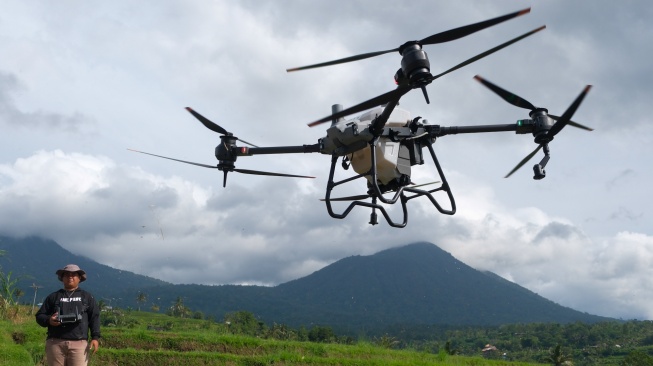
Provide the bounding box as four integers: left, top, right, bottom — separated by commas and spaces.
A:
222, 171, 229, 187
420, 86, 430, 104
331, 104, 344, 125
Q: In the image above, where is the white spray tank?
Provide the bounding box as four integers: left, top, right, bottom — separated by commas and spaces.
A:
348, 106, 412, 185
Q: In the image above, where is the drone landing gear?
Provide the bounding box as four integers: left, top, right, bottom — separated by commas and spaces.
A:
323, 139, 456, 228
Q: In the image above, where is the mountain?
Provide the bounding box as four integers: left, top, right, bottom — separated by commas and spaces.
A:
0, 235, 168, 302
272, 242, 609, 328
0, 236, 611, 332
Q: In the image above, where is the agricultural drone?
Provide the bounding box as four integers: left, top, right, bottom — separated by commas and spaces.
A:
130, 7, 592, 228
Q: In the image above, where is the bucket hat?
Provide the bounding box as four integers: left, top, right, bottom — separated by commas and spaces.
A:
56, 264, 87, 282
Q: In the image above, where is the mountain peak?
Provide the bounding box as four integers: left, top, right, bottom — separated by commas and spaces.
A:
1, 236, 610, 332
275, 241, 609, 328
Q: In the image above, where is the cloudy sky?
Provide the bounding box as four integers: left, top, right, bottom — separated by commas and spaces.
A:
1, 1, 651, 320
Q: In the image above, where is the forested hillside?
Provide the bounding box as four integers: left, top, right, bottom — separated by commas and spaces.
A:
1, 236, 612, 336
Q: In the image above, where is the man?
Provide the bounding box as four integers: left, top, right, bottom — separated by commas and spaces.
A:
35, 264, 101, 366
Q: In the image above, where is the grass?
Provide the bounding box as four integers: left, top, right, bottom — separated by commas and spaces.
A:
1, 306, 543, 366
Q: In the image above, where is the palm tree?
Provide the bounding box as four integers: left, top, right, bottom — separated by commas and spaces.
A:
170, 297, 190, 318
547, 345, 572, 366
14, 288, 25, 303
136, 292, 147, 311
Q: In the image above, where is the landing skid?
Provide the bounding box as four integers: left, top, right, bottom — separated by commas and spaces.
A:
323, 138, 456, 227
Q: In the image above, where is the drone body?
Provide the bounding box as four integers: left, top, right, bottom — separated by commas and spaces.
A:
130, 7, 593, 227
323, 105, 414, 185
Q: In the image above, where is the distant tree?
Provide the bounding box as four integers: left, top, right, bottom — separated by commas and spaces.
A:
98, 299, 106, 311
224, 311, 265, 336
136, 292, 147, 311
14, 288, 25, 303
444, 340, 459, 355
267, 323, 296, 341
622, 350, 653, 366
521, 336, 540, 349
547, 345, 572, 366
151, 304, 160, 312
167, 297, 191, 318
308, 326, 336, 343
375, 334, 399, 349
297, 326, 308, 341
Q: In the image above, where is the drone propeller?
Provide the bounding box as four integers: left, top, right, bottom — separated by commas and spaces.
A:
185, 107, 258, 147
308, 26, 546, 127
473, 76, 592, 178
127, 149, 315, 188
473, 76, 594, 132
181, 108, 314, 185
503, 145, 542, 179
287, 8, 531, 72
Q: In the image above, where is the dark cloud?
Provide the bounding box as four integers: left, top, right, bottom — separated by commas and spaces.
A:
0, 71, 94, 132
533, 222, 582, 243
606, 169, 635, 191
608, 206, 643, 222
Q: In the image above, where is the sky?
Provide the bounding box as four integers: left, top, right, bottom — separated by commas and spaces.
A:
0, 0, 651, 321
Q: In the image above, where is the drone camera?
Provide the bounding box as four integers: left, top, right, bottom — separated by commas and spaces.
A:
533, 164, 546, 180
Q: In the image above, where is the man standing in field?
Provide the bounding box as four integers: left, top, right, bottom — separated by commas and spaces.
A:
35, 264, 101, 366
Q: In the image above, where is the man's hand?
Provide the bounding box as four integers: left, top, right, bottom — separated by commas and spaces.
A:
48, 313, 61, 327
89, 339, 99, 354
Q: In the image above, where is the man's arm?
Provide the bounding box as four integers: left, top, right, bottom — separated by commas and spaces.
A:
35, 293, 55, 327
87, 294, 101, 340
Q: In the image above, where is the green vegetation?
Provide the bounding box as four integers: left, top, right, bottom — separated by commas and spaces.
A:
2, 306, 541, 366
3, 244, 653, 365
3, 299, 653, 365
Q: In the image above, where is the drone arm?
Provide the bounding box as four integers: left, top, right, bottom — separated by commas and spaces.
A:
425, 120, 536, 138
237, 144, 321, 156
369, 96, 403, 136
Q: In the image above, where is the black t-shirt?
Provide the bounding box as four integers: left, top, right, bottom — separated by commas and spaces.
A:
35, 288, 101, 341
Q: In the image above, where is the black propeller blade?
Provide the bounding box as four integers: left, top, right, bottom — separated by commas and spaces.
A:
287, 7, 531, 72
185, 107, 259, 147
546, 85, 592, 138
504, 145, 542, 178
128, 149, 218, 169
308, 26, 545, 127
232, 168, 315, 179
308, 85, 412, 127
429, 26, 545, 82
473, 76, 594, 132
127, 149, 315, 183
549, 115, 593, 132
472, 78, 593, 178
